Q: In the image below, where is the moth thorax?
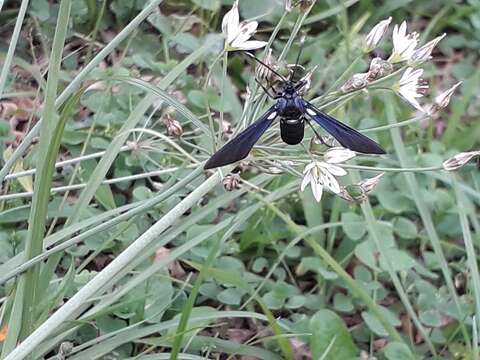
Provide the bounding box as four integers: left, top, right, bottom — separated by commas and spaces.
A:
280, 118, 305, 145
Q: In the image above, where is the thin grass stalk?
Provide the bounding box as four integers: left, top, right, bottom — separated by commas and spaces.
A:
386, 99, 473, 352
0, 0, 29, 100
353, 175, 437, 356
0, 0, 165, 184
2, 0, 73, 354
170, 237, 223, 360
452, 173, 480, 356
4, 167, 223, 360
16, 0, 72, 342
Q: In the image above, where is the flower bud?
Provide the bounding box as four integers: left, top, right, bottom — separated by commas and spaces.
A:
223, 173, 240, 191
409, 33, 446, 65
340, 73, 369, 93
442, 151, 480, 171
359, 173, 385, 194
364, 17, 392, 52
428, 82, 462, 115
367, 57, 393, 81
163, 115, 183, 137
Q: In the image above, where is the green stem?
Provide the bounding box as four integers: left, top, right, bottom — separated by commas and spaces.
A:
452, 173, 480, 358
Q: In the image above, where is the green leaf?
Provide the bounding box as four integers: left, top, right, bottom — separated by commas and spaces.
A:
383, 342, 416, 360
392, 217, 417, 239
309, 310, 358, 360
362, 307, 400, 337
333, 293, 354, 313
379, 249, 416, 271
341, 212, 365, 241
217, 287, 244, 305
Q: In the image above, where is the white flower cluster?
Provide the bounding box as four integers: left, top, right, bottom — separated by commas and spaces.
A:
344, 18, 461, 114
301, 148, 382, 203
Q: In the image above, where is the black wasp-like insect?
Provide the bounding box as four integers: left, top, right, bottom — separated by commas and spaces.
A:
204, 53, 385, 170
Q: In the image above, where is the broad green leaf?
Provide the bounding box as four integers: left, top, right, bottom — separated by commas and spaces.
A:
309, 310, 358, 360
383, 342, 416, 360
341, 212, 365, 241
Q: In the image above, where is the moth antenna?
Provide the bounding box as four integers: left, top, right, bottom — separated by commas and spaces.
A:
290, 34, 306, 82
244, 52, 287, 82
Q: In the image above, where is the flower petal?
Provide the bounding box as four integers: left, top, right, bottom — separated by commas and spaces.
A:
319, 168, 341, 194
323, 163, 347, 177
230, 40, 267, 51
222, 0, 239, 42
311, 181, 324, 202
324, 147, 356, 164
301, 173, 311, 191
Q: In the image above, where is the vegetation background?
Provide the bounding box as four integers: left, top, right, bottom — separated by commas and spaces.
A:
0, 0, 479, 359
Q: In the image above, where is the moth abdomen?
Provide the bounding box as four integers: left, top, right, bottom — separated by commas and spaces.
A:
280, 118, 305, 145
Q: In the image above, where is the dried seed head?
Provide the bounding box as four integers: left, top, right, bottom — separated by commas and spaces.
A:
223, 173, 241, 191
286, 0, 314, 12
367, 57, 393, 81
338, 184, 366, 203
256, 48, 279, 84
340, 72, 369, 93
442, 151, 480, 171
163, 115, 183, 137
338, 173, 384, 203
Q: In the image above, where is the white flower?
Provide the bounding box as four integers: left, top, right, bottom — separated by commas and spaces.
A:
388, 21, 419, 63
442, 151, 480, 171
222, 0, 267, 51
395, 67, 428, 112
365, 17, 392, 52
410, 33, 446, 64
301, 148, 355, 202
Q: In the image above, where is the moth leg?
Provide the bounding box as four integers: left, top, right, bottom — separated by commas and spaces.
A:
305, 117, 333, 148
255, 78, 277, 99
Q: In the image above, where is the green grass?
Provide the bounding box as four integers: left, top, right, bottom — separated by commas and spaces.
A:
0, 0, 479, 359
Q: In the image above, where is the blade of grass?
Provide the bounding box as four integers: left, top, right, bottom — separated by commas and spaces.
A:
6, 0, 73, 347
0, 0, 29, 100
170, 237, 223, 360
452, 173, 480, 360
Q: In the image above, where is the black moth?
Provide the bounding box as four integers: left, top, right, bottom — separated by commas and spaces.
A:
204, 55, 385, 170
